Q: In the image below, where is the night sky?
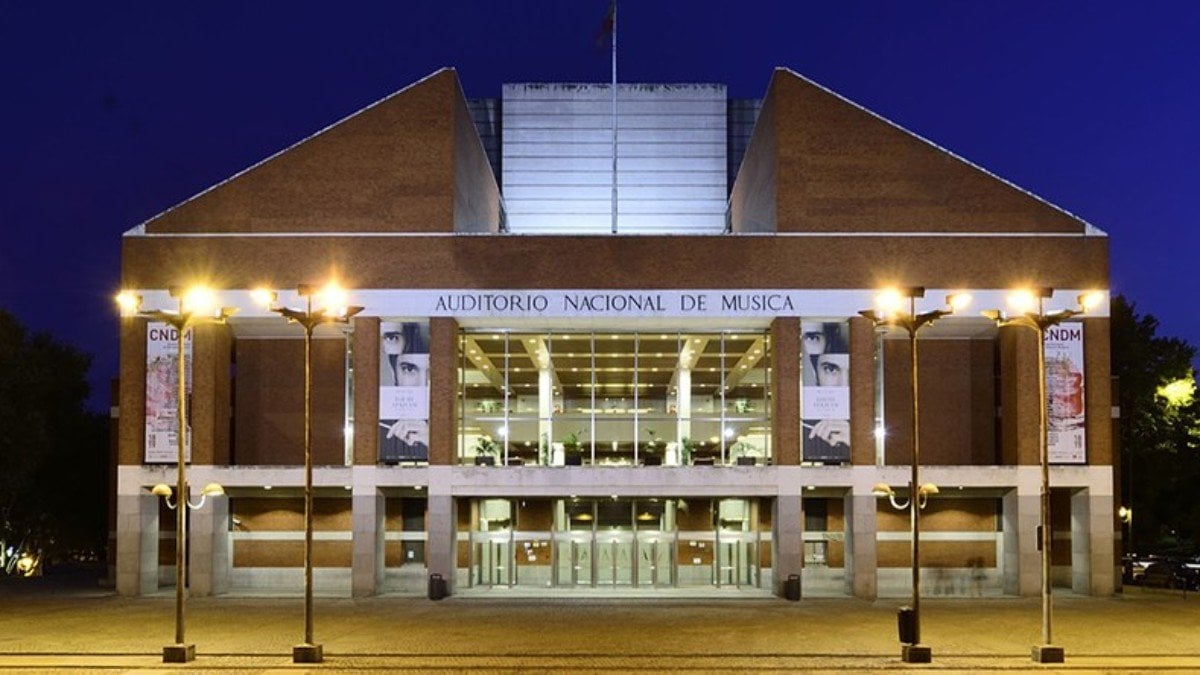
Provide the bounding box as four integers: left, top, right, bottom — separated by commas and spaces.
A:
3, 2, 1198, 412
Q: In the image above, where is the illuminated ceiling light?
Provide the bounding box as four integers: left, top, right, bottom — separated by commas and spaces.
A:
1079, 290, 1105, 312
1006, 289, 1039, 314
182, 286, 217, 314
115, 290, 142, 316
250, 287, 276, 308
947, 292, 973, 312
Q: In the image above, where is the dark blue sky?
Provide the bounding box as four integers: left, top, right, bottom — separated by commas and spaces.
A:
3, 2, 1197, 411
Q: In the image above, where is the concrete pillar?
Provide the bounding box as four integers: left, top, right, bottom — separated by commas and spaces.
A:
1073, 486, 1115, 596
1015, 468, 1042, 597
772, 494, 802, 596
189, 494, 230, 596
1001, 489, 1021, 596
844, 488, 878, 599
115, 484, 159, 596
426, 468, 458, 594
351, 477, 385, 597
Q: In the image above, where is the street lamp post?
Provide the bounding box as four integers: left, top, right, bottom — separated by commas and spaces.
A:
116, 286, 235, 663
861, 287, 968, 664
256, 283, 362, 664
984, 288, 1101, 664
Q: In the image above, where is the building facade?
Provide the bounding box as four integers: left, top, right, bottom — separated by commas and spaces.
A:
114, 68, 1115, 599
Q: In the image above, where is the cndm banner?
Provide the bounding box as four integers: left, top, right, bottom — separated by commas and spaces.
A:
1045, 322, 1086, 464
144, 322, 192, 463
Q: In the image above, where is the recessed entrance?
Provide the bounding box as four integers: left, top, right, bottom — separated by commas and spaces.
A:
465, 497, 766, 593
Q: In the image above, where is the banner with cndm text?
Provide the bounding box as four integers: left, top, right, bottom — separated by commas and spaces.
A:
145, 322, 192, 463
378, 320, 430, 464
1046, 323, 1086, 464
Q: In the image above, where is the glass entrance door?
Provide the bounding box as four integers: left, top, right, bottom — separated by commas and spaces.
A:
634, 530, 674, 587
553, 532, 593, 587
715, 531, 759, 588
595, 531, 634, 586
472, 531, 513, 587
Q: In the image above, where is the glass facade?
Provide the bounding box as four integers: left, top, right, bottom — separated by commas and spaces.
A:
465, 497, 767, 589
458, 330, 772, 466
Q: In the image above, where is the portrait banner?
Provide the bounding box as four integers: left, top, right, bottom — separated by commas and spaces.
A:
144, 321, 192, 463
801, 321, 851, 463
379, 320, 431, 463
1045, 323, 1086, 464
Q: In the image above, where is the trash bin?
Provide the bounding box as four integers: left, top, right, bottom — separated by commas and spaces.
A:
428, 573, 448, 601
897, 606, 917, 644
783, 574, 801, 602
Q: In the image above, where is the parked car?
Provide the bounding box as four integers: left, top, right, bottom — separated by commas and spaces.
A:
1123, 555, 1156, 585
1141, 561, 1200, 591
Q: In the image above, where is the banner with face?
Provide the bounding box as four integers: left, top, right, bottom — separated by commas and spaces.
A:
379, 321, 430, 463
801, 321, 850, 463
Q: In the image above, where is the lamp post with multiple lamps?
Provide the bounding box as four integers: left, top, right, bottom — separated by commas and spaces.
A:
254, 283, 362, 664
983, 287, 1102, 664
860, 287, 969, 664
116, 286, 235, 663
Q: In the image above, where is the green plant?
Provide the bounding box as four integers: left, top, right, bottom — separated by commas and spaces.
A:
679, 436, 696, 465
729, 438, 759, 458
561, 430, 583, 453
539, 432, 550, 465
474, 435, 499, 456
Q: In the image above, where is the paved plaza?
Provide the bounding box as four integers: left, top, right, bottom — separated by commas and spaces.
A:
2, 578, 1200, 672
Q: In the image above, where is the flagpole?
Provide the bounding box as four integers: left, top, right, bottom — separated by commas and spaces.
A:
610, 0, 618, 234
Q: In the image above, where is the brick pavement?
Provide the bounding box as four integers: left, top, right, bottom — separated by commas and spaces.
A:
1, 580, 1199, 672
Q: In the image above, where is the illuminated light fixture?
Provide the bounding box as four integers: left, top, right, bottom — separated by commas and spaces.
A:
251, 287, 277, 308
982, 286, 1104, 665
264, 485, 273, 490
859, 285, 960, 664
1006, 288, 1040, 314
117, 284, 235, 663
1079, 290, 1105, 312
181, 286, 217, 315
1158, 377, 1196, 407
115, 291, 142, 316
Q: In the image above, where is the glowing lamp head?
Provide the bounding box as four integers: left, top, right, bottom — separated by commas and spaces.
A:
918, 483, 940, 496
1078, 290, 1105, 312
1006, 289, 1039, 314
874, 288, 906, 319
946, 292, 972, 313
182, 286, 217, 314
251, 288, 277, 308
871, 483, 894, 498
115, 291, 141, 316
151, 484, 173, 498
316, 281, 350, 316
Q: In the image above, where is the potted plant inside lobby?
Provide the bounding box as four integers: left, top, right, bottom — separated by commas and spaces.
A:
562, 431, 584, 466
474, 435, 499, 466
730, 437, 760, 466
679, 436, 696, 466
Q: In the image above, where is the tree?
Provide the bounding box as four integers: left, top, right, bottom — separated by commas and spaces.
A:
0, 310, 108, 574
1110, 295, 1200, 554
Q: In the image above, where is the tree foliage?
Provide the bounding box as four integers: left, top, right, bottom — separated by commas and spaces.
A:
1111, 295, 1200, 554
0, 310, 108, 572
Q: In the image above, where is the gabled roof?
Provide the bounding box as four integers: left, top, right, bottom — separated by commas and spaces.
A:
135, 68, 499, 235
732, 67, 1105, 236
